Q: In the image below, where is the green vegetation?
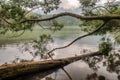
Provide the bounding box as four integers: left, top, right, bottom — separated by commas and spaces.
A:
99, 37, 113, 56
0, 26, 83, 45
40, 16, 80, 26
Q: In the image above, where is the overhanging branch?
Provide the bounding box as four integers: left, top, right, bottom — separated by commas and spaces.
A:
20, 12, 120, 23
46, 20, 109, 56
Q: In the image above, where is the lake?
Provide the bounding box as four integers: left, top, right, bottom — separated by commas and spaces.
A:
0, 26, 120, 80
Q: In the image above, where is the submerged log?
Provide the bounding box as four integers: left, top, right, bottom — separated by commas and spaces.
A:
0, 51, 99, 80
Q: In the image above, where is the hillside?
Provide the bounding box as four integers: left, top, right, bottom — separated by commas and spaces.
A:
39, 15, 80, 26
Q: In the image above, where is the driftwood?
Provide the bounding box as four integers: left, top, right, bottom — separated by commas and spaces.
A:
0, 51, 99, 80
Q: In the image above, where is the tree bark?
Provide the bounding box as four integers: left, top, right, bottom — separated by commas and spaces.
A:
0, 51, 99, 80
21, 12, 120, 23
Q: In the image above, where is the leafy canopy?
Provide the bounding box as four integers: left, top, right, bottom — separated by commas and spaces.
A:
0, 0, 120, 31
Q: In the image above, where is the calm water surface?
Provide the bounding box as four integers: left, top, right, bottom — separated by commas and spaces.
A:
0, 27, 120, 80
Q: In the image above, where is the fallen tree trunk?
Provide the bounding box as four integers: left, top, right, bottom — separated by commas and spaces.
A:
0, 51, 99, 80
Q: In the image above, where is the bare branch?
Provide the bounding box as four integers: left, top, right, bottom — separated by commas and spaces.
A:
0, 17, 13, 26
46, 20, 109, 56
62, 68, 72, 80
20, 12, 120, 23
8, 30, 25, 38
37, 23, 49, 29
111, 31, 120, 40
24, 6, 41, 16
115, 36, 120, 40
91, 6, 112, 14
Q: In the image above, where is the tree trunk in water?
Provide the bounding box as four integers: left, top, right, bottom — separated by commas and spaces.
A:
0, 51, 99, 80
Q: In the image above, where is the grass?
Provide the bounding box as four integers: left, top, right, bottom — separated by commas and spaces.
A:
0, 26, 83, 45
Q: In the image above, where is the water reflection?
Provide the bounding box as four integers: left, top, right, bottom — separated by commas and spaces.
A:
0, 34, 120, 80
15, 68, 59, 80
82, 50, 120, 80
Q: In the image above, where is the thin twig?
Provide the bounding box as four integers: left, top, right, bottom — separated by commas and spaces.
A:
8, 30, 25, 38
24, 6, 40, 16
46, 51, 72, 80
91, 6, 112, 14
46, 20, 109, 56
37, 23, 49, 29
62, 67, 73, 80
0, 17, 13, 26
115, 33, 120, 40
46, 49, 72, 80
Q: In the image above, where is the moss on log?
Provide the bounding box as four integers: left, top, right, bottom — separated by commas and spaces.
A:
0, 51, 99, 80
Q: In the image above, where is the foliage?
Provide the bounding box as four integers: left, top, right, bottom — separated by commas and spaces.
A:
79, 20, 102, 34
104, 53, 120, 73
105, 1, 120, 14
83, 49, 120, 75
78, 1, 120, 44
79, 0, 99, 16
0, 1, 40, 34
49, 20, 64, 32
0, 0, 120, 37
10, 0, 41, 8
40, 0, 61, 14
99, 37, 113, 56
31, 34, 53, 59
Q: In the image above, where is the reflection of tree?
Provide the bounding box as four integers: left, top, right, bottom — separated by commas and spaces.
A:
83, 55, 102, 71
9, 35, 119, 80
10, 34, 54, 64
82, 36, 120, 80
11, 37, 119, 80
118, 75, 120, 80
45, 77, 55, 80
86, 72, 106, 80
21, 34, 54, 60
83, 50, 120, 80
0, 44, 6, 49
31, 34, 54, 59
105, 52, 120, 74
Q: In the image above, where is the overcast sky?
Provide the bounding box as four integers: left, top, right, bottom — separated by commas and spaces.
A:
60, 0, 80, 10
59, 0, 120, 10
34, 0, 120, 14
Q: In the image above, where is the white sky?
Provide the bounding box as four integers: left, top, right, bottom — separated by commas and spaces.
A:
39, 0, 120, 10
60, 0, 120, 10
60, 0, 80, 10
